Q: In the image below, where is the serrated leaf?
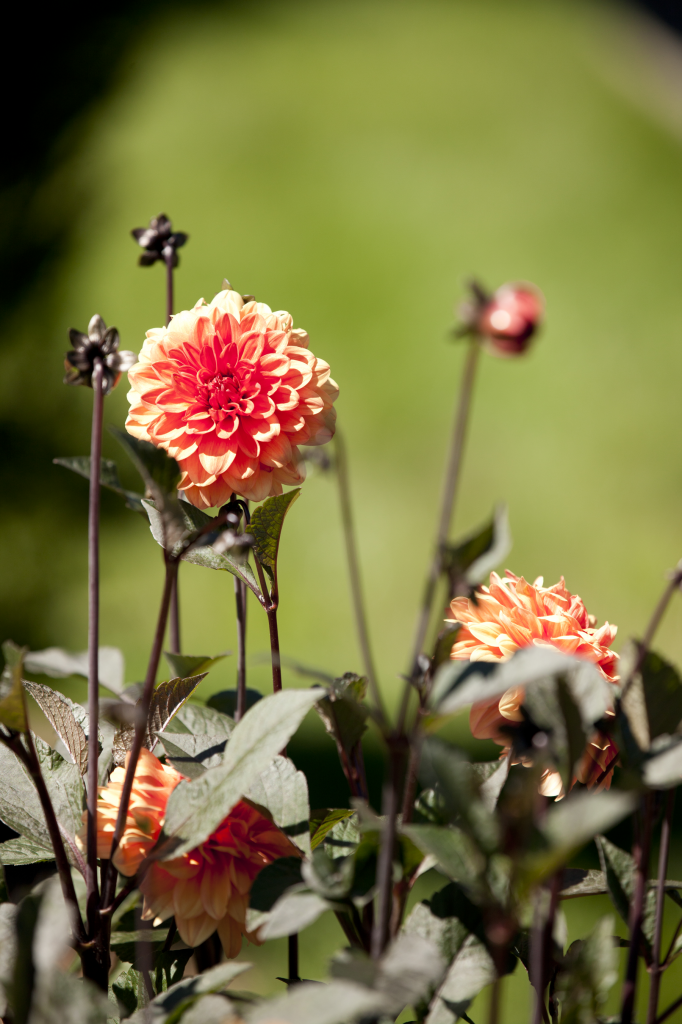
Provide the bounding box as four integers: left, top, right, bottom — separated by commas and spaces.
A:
127, 961, 251, 1024
257, 889, 331, 940
560, 868, 608, 898
442, 503, 512, 592
164, 652, 229, 679
159, 729, 231, 780
553, 916, 618, 1024
53, 455, 145, 512
311, 809, 355, 851
0, 835, 54, 866
24, 645, 125, 696
167, 702, 233, 736
247, 488, 300, 583
23, 682, 88, 774
596, 835, 656, 950
622, 644, 682, 743
418, 739, 499, 853
245, 755, 310, 854
403, 825, 485, 890
248, 980, 386, 1024
403, 898, 468, 965
111, 425, 185, 553
178, 522, 262, 598
323, 812, 361, 857
112, 674, 206, 767
249, 856, 305, 912
0, 641, 27, 732
157, 688, 323, 858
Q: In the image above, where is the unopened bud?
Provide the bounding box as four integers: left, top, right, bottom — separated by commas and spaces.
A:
477, 283, 543, 356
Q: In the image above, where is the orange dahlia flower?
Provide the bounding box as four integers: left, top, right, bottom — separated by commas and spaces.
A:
125, 286, 338, 506
448, 571, 619, 793
81, 748, 297, 954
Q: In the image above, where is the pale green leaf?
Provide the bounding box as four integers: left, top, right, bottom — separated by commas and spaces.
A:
247, 488, 300, 583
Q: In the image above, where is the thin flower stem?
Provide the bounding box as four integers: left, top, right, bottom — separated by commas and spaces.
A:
164, 252, 181, 655
371, 742, 403, 959
86, 358, 104, 940
235, 577, 247, 720
488, 976, 502, 1024
532, 876, 560, 1024
334, 430, 385, 724
655, 993, 682, 1024
288, 934, 300, 983
253, 555, 282, 694
102, 559, 177, 908
409, 338, 480, 675
621, 793, 655, 1024
621, 559, 682, 701
2, 731, 86, 943
647, 791, 675, 1024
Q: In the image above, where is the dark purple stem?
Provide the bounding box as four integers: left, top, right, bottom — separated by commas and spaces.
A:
288, 933, 300, 983
409, 338, 480, 675
102, 559, 177, 908
371, 742, 404, 958
254, 556, 282, 694
86, 358, 104, 940
164, 251, 182, 655
621, 794, 655, 1024
647, 790, 675, 1024
235, 576, 247, 721
621, 559, 682, 701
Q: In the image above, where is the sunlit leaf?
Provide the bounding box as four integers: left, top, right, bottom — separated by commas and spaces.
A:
248, 980, 385, 1024
126, 961, 250, 1024
553, 916, 618, 1024
164, 652, 229, 680
23, 682, 88, 774
425, 934, 496, 1024
157, 688, 323, 858
23, 645, 125, 696
316, 674, 369, 758
596, 835, 655, 951
245, 754, 311, 854
310, 809, 355, 851
112, 674, 206, 766
441, 503, 512, 592
247, 488, 300, 583
644, 739, 682, 789
403, 825, 485, 890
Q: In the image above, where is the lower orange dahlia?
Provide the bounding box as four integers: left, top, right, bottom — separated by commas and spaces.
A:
448, 571, 619, 794
80, 748, 297, 954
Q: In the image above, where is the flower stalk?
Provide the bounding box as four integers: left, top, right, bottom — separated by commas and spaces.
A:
86, 357, 104, 942
621, 794, 655, 1024
410, 337, 480, 674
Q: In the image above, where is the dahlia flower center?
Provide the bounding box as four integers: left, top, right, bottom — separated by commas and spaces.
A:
198, 367, 259, 422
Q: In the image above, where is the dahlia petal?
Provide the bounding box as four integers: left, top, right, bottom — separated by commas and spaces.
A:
177, 912, 217, 948
201, 866, 232, 920
217, 914, 244, 959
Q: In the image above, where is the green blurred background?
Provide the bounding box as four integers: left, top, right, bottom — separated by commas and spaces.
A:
1, 0, 681, 1015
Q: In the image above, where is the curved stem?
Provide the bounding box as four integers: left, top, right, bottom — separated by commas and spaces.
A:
334, 431, 384, 722
647, 791, 675, 1024
102, 559, 177, 908
86, 358, 104, 940
409, 338, 480, 675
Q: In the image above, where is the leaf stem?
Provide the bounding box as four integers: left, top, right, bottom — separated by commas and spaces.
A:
647, 790, 675, 1024
655, 993, 682, 1024
334, 430, 385, 723
621, 793, 655, 1024
488, 975, 502, 1024
371, 740, 404, 958
235, 577, 247, 720
254, 555, 282, 694
102, 558, 177, 908
86, 358, 104, 941
2, 731, 86, 943
409, 338, 480, 675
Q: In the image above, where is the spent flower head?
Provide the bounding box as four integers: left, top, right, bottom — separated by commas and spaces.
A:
64, 314, 136, 394
131, 213, 188, 268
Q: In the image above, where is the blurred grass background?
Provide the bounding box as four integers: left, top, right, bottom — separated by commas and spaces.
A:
1, 0, 682, 1015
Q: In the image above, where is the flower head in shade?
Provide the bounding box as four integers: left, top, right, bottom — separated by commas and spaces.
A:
131, 213, 188, 268
458, 280, 543, 357
449, 571, 619, 795
80, 748, 297, 954
64, 315, 137, 394
125, 286, 338, 506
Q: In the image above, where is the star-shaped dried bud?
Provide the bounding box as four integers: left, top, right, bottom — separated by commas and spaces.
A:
131, 213, 188, 268
456, 279, 544, 357
64, 314, 137, 394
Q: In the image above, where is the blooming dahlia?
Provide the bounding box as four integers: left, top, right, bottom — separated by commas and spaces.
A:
448, 571, 619, 793
125, 286, 338, 506
81, 748, 297, 954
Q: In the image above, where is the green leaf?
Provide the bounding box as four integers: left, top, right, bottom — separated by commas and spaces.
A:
644, 739, 682, 788
53, 455, 144, 512
418, 738, 499, 854
425, 934, 496, 1023
23, 682, 89, 774
553, 916, 618, 1024
127, 961, 251, 1024
166, 702, 233, 736
180, 530, 262, 598
159, 730, 231, 780
248, 980, 386, 1024
0, 836, 54, 866
0, 902, 17, 1017
23, 645, 125, 696
622, 644, 682, 743
206, 688, 262, 717
247, 488, 300, 584
245, 754, 311, 854
164, 652, 229, 680
157, 688, 323, 858
403, 898, 468, 965
375, 934, 446, 1017
322, 811, 361, 858
521, 674, 589, 790
0, 740, 83, 863
316, 674, 369, 758
441, 503, 512, 591
257, 890, 331, 940
428, 881, 489, 948
302, 847, 356, 900
559, 868, 608, 899
0, 641, 27, 732
310, 809, 355, 851
596, 835, 656, 951
403, 825, 485, 890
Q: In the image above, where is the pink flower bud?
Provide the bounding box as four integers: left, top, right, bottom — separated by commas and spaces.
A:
477, 283, 543, 356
